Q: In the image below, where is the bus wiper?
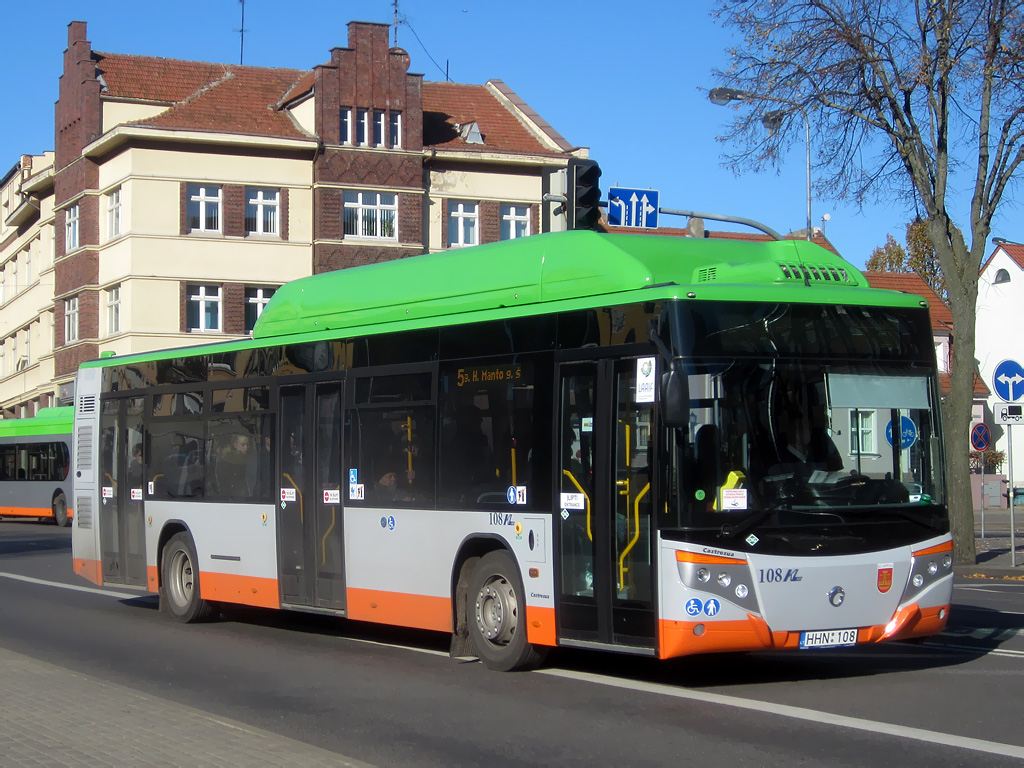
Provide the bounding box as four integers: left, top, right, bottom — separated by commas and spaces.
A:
718, 504, 789, 541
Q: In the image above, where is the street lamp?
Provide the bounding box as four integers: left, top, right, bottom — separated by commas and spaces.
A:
708, 88, 813, 242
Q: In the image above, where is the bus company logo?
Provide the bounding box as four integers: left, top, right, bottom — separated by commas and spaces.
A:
877, 563, 894, 593
701, 547, 738, 559
640, 359, 652, 377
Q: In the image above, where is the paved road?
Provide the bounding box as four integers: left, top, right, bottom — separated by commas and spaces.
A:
2, 520, 1024, 766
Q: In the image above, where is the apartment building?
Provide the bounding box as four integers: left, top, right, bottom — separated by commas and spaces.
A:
0, 20, 582, 413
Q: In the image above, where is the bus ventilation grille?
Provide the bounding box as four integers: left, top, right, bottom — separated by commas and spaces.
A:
778, 263, 850, 283
76, 496, 92, 529
697, 267, 718, 282
76, 425, 93, 471
77, 395, 97, 415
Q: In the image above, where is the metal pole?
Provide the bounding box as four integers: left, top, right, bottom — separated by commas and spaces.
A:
981, 457, 985, 538
803, 111, 812, 241
1010, 425, 1016, 567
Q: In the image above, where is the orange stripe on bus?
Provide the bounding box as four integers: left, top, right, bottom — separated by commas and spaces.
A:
526, 605, 557, 647
199, 571, 280, 610
147, 565, 159, 594
73, 558, 103, 586
913, 540, 954, 557
0, 506, 52, 518
346, 587, 452, 633
675, 551, 746, 565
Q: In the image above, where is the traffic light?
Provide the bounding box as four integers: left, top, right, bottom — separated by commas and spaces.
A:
568, 158, 602, 230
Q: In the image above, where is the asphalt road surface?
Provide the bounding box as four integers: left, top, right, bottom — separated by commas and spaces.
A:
2, 519, 1023, 767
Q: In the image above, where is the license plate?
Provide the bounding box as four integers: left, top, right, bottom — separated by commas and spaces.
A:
799, 628, 858, 649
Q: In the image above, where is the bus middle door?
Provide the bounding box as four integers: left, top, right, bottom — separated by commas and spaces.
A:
97, 396, 147, 587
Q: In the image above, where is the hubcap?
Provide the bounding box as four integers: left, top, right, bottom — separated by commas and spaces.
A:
168, 549, 195, 607
475, 573, 518, 647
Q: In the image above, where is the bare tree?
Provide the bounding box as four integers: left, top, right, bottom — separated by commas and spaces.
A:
711, 0, 1024, 564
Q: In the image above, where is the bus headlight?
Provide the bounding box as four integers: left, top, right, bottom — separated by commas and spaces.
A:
717, 572, 732, 588
735, 584, 748, 599
912, 574, 924, 588
927, 561, 938, 576
942, 555, 952, 569
696, 568, 710, 583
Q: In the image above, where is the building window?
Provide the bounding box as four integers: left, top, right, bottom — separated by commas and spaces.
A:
245, 188, 279, 236
850, 409, 875, 455
389, 111, 402, 148
343, 191, 397, 240
245, 287, 276, 333
66, 204, 79, 251
106, 286, 121, 335
65, 297, 79, 343
24, 326, 30, 367
500, 204, 531, 240
356, 109, 370, 146
186, 284, 222, 332
107, 187, 122, 238
447, 201, 479, 247
995, 268, 1011, 284
373, 110, 385, 147
11, 261, 17, 297
340, 107, 352, 145
187, 184, 222, 233
23, 249, 31, 287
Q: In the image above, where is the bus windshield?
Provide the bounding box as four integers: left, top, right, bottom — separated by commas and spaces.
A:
660, 303, 947, 556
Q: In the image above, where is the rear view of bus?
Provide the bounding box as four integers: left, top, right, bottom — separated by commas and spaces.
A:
0, 407, 74, 527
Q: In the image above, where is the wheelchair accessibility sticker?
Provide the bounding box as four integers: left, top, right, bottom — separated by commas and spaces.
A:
686, 598, 721, 617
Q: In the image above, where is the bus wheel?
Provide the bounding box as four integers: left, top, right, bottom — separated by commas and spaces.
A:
161, 532, 215, 623
468, 550, 546, 671
52, 493, 70, 528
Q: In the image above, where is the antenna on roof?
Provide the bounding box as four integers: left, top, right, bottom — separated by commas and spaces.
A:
393, 0, 400, 47
238, 0, 247, 65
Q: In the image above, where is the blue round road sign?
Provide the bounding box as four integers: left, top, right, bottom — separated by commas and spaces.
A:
993, 359, 1024, 402
886, 415, 917, 450
971, 423, 991, 451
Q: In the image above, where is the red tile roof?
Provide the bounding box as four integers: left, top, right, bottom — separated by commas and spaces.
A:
862, 272, 952, 331
938, 372, 990, 396
981, 242, 1024, 274
421, 82, 561, 155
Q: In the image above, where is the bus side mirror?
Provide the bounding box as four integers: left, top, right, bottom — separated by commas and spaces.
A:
659, 367, 689, 428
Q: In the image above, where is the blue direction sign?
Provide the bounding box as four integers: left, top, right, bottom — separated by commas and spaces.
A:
607, 187, 659, 228
886, 415, 917, 450
971, 422, 991, 451
994, 359, 1024, 402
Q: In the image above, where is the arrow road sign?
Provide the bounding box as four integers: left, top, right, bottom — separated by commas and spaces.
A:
971, 423, 991, 451
993, 359, 1024, 402
607, 187, 659, 228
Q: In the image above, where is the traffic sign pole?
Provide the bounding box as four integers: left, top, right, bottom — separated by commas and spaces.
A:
1010, 426, 1016, 567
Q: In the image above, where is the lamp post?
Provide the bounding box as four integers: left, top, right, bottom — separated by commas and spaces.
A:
708, 88, 813, 242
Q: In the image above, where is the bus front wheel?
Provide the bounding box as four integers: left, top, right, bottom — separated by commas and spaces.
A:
52, 493, 69, 528
468, 550, 546, 671
161, 532, 215, 623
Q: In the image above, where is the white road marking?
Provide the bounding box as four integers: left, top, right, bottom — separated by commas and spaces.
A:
0, 572, 143, 600
538, 667, 1024, 759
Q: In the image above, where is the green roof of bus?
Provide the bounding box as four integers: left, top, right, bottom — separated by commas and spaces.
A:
81, 231, 929, 368
0, 407, 73, 438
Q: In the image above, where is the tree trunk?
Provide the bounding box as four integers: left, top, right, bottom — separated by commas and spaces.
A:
945, 295, 979, 566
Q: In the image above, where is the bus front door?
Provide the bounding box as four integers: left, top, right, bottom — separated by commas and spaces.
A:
556, 359, 656, 650
97, 396, 147, 587
277, 383, 346, 610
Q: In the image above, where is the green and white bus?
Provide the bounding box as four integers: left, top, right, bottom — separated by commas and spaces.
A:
71, 230, 952, 670
0, 406, 73, 526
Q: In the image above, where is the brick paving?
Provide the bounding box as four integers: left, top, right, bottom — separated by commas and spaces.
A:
0, 646, 372, 767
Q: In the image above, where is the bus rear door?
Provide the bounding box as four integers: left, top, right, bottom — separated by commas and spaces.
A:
97, 396, 147, 587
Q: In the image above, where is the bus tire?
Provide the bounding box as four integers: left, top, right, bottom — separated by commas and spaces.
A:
52, 493, 70, 528
468, 550, 546, 671
161, 532, 215, 623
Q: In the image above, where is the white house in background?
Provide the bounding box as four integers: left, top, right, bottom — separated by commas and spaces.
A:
977, 240, 1024, 485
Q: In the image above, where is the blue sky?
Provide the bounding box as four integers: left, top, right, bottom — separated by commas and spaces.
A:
3, 1, 1005, 268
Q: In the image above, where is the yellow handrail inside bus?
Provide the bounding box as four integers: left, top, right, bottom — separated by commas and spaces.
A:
105, 472, 117, 493
405, 416, 413, 483
619, 481, 650, 593
561, 469, 592, 541
320, 504, 337, 566
511, 445, 517, 487
282, 472, 303, 523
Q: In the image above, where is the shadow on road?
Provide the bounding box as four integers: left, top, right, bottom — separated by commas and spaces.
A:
0, 528, 70, 558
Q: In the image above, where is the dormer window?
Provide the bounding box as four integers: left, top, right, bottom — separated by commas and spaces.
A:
458, 121, 484, 145
995, 268, 1011, 284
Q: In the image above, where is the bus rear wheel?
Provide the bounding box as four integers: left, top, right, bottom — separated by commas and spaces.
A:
468, 550, 546, 671
52, 493, 69, 528
161, 532, 215, 623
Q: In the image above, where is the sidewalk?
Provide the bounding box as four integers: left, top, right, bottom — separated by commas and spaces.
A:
956, 508, 1024, 580
0, 646, 371, 767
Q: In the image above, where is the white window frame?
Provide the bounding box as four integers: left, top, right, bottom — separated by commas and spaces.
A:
356, 109, 370, 146
389, 111, 402, 149
186, 284, 222, 333
23, 248, 31, 288
849, 409, 876, 456
187, 184, 222, 233
500, 204, 531, 240
340, 107, 353, 145
107, 187, 122, 239
65, 297, 79, 343
343, 191, 397, 240
11, 260, 17, 296
65, 204, 80, 251
245, 187, 279, 236
24, 325, 30, 367
373, 110, 385, 147
447, 200, 479, 248
245, 286, 276, 333
106, 286, 121, 335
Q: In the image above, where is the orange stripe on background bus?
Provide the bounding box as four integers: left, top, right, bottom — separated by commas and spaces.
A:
199, 571, 280, 610
913, 540, 954, 557
675, 550, 747, 565
73, 558, 103, 586
0, 506, 53, 518
347, 587, 452, 633
147, 565, 159, 594
526, 605, 557, 646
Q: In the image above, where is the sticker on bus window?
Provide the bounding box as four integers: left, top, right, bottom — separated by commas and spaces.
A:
721, 488, 748, 510
505, 486, 527, 505
130, 488, 143, 501
324, 489, 340, 504
281, 488, 296, 503
635, 357, 656, 403
349, 469, 358, 484
102, 487, 114, 499
349, 483, 364, 500
581, 417, 593, 433
148, 481, 155, 495
560, 492, 585, 510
